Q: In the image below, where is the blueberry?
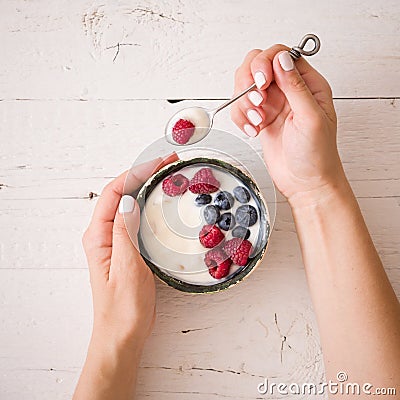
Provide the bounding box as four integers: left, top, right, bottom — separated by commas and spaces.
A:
235, 205, 258, 227
195, 193, 212, 206
232, 226, 250, 240
203, 205, 220, 225
214, 191, 234, 210
233, 186, 250, 203
218, 212, 236, 231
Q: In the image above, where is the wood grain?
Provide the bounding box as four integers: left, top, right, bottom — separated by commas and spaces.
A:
0, 98, 399, 398
1, 1, 400, 99
0, 1, 399, 399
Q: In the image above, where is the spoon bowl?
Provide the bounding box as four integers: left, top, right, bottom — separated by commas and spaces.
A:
165, 106, 212, 146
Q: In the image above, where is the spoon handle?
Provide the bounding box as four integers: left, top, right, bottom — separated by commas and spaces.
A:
211, 83, 257, 115
210, 34, 321, 117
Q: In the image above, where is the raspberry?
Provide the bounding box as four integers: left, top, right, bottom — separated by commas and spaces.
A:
162, 173, 189, 197
223, 238, 252, 266
199, 225, 225, 248
189, 167, 220, 194
172, 119, 195, 144
204, 247, 232, 279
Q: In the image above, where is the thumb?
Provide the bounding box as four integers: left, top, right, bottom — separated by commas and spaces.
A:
273, 51, 320, 117
112, 195, 141, 260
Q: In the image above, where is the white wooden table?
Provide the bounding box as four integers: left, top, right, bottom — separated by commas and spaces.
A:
1, 1, 399, 399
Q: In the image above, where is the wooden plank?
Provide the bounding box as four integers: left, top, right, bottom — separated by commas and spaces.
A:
1, 1, 400, 99
0, 266, 398, 399
0, 99, 399, 271
0, 99, 399, 186
0, 196, 398, 271
0, 268, 324, 399
1, 2, 399, 399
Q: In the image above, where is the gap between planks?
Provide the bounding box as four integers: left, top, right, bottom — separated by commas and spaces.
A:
0, 97, 399, 102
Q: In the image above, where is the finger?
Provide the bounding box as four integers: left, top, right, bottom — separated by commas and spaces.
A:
112, 195, 140, 261
85, 196, 141, 285
290, 55, 331, 94
230, 106, 259, 138
232, 89, 266, 138
240, 86, 289, 132
272, 51, 321, 118
233, 44, 289, 136
84, 152, 179, 263
247, 89, 266, 107
109, 196, 149, 282
234, 49, 262, 94
250, 44, 289, 90
237, 100, 266, 132
82, 226, 112, 284
233, 49, 264, 129
293, 57, 336, 121
91, 153, 178, 227
259, 82, 290, 128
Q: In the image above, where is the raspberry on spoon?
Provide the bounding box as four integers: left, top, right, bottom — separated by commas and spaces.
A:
172, 119, 196, 144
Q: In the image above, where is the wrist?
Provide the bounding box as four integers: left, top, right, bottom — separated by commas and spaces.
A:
288, 172, 352, 212
87, 330, 144, 371
74, 331, 143, 399
91, 314, 151, 354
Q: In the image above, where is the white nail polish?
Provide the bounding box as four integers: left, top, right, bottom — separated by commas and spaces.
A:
248, 90, 263, 106
244, 124, 257, 137
278, 51, 294, 71
254, 71, 266, 89
119, 195, 135, 213
247, 109, 263, 126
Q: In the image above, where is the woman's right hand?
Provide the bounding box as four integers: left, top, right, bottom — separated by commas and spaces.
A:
231, 45, 346, 208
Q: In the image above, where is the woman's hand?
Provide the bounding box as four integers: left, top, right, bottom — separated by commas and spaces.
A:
232, 46, 400, 393
231, 45, 345, 208
73, 153, 178, 400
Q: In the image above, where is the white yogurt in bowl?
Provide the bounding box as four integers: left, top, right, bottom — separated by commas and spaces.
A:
137, 158, 270, 293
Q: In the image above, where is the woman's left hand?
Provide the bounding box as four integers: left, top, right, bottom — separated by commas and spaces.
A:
83, 153, 178, 349
74, 153, 178, 400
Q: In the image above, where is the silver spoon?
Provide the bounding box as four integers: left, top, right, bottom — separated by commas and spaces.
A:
165, 33, 321, 146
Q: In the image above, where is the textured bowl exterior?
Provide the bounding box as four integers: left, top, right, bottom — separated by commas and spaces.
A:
136, 157, 270, 294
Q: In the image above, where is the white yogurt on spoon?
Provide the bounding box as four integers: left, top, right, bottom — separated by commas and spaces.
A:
165, 107, 211, 145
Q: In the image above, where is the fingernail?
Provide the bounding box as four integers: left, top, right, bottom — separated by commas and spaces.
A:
137, 157, 162, 169
119, 195, 135, 213
247, 109, 263, 126
254, 71, 266, 89
162, 151, 177, 162
243, 124, 258, 137
278, 51, 294, 71
248, 90, 263, 106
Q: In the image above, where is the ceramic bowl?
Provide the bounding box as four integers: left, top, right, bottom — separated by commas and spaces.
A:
136, 157, 271, 293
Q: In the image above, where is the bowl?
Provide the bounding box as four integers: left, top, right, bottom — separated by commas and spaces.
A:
136, 157, 271, 293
